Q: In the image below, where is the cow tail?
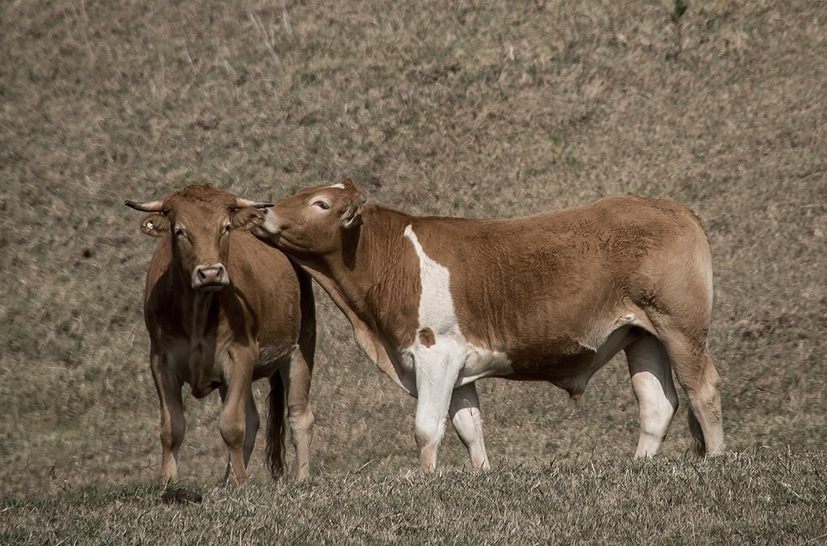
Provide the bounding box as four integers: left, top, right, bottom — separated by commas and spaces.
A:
266, 372, 287, 479
687, 406, 707, 457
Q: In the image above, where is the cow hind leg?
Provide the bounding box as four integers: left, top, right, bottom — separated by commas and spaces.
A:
243, 386, 260, 468
286, 264, 317, 480
658, 331, 725, 457
449, 383, 490, 470
624, 334, 679, 457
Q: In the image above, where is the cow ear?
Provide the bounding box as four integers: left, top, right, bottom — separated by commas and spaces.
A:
140, 214, 169, 237
341, 194, 366, 229
231, 207, 266, 231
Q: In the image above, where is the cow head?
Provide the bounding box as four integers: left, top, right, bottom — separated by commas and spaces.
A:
253, 178, 367, 258
126, 184, 273, 291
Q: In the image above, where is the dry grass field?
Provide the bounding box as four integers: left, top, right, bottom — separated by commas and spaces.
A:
1, 0, 826, 541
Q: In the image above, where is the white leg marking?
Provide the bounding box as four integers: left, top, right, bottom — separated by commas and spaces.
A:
625, 336, 679, 457
449, 383, 490, 470
414, 365, 457, 472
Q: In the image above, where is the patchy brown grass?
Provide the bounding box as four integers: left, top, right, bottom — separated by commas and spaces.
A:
4, 452, 827, 545
1, 0, 825, 520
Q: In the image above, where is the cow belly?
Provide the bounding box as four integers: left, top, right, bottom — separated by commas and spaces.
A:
505, 325, 642, 396
399, 335, 513, 390
456, 343, 514, 385
403, 223, 641, 395
401, 326, 636, 394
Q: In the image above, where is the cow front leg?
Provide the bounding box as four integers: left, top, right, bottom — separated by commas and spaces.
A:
449, 383, 490, 470
284, 349, 314, 480
219, 384, 260, 482
219, 366, 254, 485
150, 349, 186, 483
413, 351, 462, 473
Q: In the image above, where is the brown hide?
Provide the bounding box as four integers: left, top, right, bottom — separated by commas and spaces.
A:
144, 230, 303, 389
254, 178, 723, 468
129, 184, 315, 484
140, 185, 302, 389
257, 182, 711, 383
405, 196, 712, 380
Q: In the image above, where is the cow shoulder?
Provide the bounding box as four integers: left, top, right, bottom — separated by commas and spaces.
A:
224, 231, 302, 344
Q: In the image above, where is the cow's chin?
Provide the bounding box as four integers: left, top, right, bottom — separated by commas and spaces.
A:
193, 281, 228, 293
253, 229, 282, 248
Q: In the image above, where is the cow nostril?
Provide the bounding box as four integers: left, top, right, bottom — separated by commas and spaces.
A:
193, 265, 228, 289
196, 266, 223, 280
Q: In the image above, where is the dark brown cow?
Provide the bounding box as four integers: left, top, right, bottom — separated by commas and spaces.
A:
253, 178, 724, 472
126, 184, 315, 484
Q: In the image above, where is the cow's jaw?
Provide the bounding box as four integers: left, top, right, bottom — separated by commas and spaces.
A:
255, 208, 314, 256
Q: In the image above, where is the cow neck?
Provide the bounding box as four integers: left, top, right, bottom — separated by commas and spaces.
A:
187, 290, 214, 346
303, 206, 413, 326
169, 255, 217, 344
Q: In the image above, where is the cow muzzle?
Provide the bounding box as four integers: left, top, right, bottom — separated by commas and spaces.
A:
192, 264, 229, 291
252, 208, 282, 238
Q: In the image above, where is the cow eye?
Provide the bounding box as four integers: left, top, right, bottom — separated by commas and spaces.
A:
223, 224, 232, 234
313, 200, 330, 210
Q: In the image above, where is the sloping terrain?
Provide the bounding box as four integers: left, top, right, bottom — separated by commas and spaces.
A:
1, 0, 825, 496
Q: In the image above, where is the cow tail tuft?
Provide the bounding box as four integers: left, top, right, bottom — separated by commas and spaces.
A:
266, 373, 287, 479
687, 408, 706, 456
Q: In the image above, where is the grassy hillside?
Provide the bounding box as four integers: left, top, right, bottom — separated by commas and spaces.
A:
3, 452, 827, 544
1, 0, 825, 514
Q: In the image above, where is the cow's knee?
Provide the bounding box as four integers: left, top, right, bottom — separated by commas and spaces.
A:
161, 417, 186, 450
414, 414, 447, 473
288, 405, 314, 446
219, 411, 246, 450
414, 416, 446, 449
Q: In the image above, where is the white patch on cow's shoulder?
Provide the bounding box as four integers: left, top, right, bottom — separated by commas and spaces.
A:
404, 225, 460, 338
402, 225, 512, 386
329, 183, 346, 190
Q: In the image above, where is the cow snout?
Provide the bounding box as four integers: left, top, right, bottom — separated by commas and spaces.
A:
252, 209, 282, 237
192, 264, 229, 291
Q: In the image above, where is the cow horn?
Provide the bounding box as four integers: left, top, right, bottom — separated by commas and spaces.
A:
124, 199, 165, 212
235, 198, 274, 209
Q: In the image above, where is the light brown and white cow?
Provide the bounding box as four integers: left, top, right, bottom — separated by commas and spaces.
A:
253, 178, 724, 473
126, 184, 316, 485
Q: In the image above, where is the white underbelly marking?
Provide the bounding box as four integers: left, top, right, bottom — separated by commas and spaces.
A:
403, 225, 512, 385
